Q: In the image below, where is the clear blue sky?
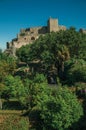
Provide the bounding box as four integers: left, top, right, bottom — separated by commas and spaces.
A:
0, 0, 86, 50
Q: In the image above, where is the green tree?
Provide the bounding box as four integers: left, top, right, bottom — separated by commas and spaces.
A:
28, 34, 70, 77
56, 44, 70, 77
57, 28, 86, 60
64, 59, 86, 85
0, 60, 10, 81
3, 75, 26, 105
16, 44, 31, 62
0, 56, 17, 81
16, 29, 86, 84
37, 87, 83, 130
23, 74, 47, 110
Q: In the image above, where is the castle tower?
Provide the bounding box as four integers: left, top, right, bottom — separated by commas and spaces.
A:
47, 18, 59, 33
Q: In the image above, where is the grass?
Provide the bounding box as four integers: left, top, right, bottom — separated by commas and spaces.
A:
0, 97, 30, 130
0, 109, 29, 130
0, 114, 29, 130
0, 109, 22, 124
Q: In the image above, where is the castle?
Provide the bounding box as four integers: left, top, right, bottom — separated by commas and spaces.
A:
6, 18, 66, 56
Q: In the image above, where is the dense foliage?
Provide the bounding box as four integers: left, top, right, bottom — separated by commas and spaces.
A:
17, 28, 86, 83
0, 27, 86, 129
37, 87, 83, 130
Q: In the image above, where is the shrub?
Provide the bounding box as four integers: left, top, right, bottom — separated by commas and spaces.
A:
64, 59, 86, 85
37, 87, 83, 130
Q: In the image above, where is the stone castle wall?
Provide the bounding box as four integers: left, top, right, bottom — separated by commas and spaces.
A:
6, 18, 66, 55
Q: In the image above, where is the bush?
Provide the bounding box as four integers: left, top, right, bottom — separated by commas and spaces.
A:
64, 59, 86, 85
37, 86, 83, 130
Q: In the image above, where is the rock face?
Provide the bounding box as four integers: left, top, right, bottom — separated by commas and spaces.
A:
6, 18, 66, 56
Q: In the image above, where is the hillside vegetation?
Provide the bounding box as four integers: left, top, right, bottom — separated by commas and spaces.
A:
0, 27, 86, 130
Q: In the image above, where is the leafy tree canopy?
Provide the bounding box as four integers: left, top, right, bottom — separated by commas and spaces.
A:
37, 87, 83, 130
